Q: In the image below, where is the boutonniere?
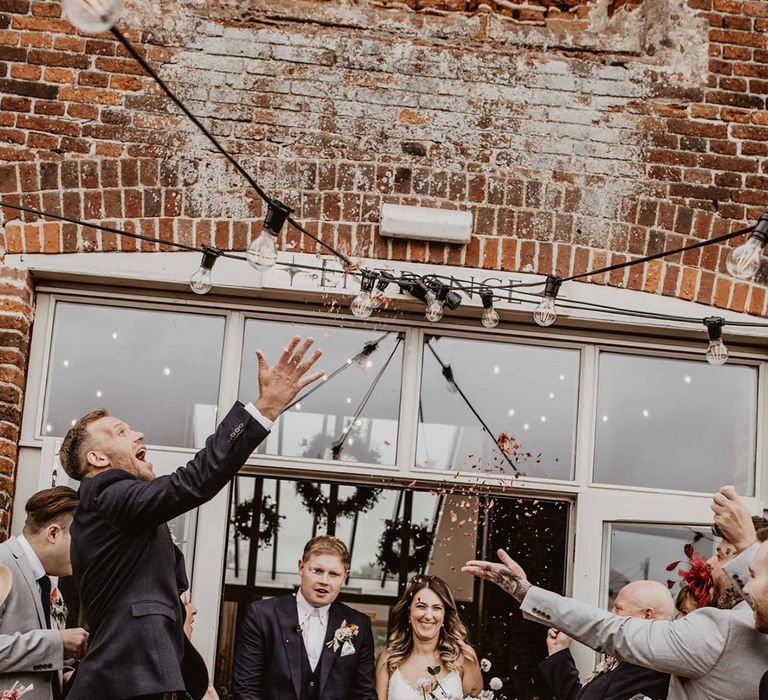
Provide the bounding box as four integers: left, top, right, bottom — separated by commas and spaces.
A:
50, 586, 68, 631
326, 619, 359, 656
1, 681, 34, 698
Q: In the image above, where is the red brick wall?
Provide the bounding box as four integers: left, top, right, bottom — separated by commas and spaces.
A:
0, 266, 33, 538
0, 0, 767, 492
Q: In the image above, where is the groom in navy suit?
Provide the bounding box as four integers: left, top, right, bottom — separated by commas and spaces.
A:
233, 536, 377, 700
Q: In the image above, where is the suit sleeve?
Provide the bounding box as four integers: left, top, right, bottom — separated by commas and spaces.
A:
0, 627, 64, 673
232, 603, 265, 700
538, 649, 581, 700
351, 615, 378, 700
91, 403, 269, 530
724, 543, 757, 604
521, 587, 727, 679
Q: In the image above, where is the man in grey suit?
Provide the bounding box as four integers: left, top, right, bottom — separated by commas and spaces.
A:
464, 547, 768, 700
0, 486, 89, 700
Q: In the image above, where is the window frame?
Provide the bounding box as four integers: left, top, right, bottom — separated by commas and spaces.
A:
16, 283, 768, 672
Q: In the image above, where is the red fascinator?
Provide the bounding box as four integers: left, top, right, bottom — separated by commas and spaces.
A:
666, 543, 712, 608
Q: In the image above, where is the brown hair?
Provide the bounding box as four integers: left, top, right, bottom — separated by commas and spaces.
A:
23, 486, 79, 535
302, 535, 351, 570
757, 527, 768, 543
59, 409, 108, 481
712, 515, 768, 540
385, 575, 475, 674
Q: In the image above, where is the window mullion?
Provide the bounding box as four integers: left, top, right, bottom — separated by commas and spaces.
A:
394, 327, 424, 474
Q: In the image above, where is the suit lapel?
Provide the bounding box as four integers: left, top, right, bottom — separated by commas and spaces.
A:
319, 602, 345, 695
276, 594, 303, 700
6, 537, 46, 628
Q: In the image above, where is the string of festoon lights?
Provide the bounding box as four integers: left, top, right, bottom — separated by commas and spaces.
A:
3, 0, 768, 369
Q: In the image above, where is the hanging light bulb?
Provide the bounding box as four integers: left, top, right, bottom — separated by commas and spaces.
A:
534, 275, 562, 327
370, 275, 392, 309
353, 339, 379, 371
480, 290, 499, 329
246, 199, 293, 271
726, 214, 768, 280
351, 271, 376, 319
425, 285, 448, 323
704, 317, 729, 366
62, 0, 124, 33
189, 246, 220, 295
442, 364, 459, 394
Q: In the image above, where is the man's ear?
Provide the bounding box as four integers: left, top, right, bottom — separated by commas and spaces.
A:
86, 449, 109, 470
643, 608, 655, 620
46, 523, 61, 544
298, 558, 305, 575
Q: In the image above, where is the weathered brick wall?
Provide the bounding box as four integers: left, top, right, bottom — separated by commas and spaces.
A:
0, 0, 767, 488
0, 266, 33, 538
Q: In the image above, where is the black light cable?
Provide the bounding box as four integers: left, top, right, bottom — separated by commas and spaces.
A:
426, 340, 524, 478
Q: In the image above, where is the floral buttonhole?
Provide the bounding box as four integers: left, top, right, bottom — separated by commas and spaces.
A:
326, 619, 359, 656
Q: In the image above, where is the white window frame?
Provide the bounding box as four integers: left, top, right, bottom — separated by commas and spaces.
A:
15, 282, 768, 674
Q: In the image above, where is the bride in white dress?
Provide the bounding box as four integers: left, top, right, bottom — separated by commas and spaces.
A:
375, 575, 483, 700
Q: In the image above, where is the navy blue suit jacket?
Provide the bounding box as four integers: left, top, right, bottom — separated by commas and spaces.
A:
68, 402, 269, 700
232, 593, 377, 700
539, 648, 670, 700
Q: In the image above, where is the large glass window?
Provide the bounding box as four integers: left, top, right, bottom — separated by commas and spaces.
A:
239, 321, 403, 465
417, 335, 580, 479
218, 475, 570, 700
606, 522, 716, 607
42, 303, 225, 447
594, 353, 757, 494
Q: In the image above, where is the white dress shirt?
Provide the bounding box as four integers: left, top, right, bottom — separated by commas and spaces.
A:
296, 590, 330, 671
243, 402, 274, 431
16, 535, 45, 583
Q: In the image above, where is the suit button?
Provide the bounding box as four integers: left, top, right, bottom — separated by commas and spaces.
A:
310, 682, 315, 687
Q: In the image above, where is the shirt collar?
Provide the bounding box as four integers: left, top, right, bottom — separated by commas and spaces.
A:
296, 589, 331, 625
17, 534, 46, 581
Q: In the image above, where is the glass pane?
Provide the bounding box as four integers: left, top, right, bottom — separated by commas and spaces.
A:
417, 335, 580, 479
43, 303, 225, 447
239, 320, 403, 464
594, 353, 757, 494
607, 523, 716, 608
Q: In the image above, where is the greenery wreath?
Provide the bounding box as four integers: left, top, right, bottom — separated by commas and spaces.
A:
231, 495, 284, 544
374, 518, 434, 577
295, 481, 382, 523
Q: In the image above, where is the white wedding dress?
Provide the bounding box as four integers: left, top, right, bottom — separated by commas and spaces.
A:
387, 668, 464, 700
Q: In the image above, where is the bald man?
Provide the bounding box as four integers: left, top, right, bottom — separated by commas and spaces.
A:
540, 580, 672, 700
465, 550, 768, 700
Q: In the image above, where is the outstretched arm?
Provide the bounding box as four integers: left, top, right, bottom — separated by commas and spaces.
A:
92, 336, 324, 529
464, 549, 726, 679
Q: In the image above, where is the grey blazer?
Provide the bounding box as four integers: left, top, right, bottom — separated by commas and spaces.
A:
0, 537, 64, 700
521, 586, 768, 700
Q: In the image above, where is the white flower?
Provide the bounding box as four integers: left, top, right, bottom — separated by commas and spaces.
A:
489, 677, 503, 691
479, 691, 495, 700
414, 678, 432, 691
480, 658, 492, 672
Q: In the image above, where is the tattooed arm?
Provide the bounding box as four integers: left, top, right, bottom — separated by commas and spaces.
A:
462, 549, 532, 603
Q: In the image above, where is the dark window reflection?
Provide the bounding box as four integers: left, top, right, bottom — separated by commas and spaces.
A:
418, 335, 580, 479
239, 321, 403, 465
44, 303, 225, 447
594, 353, 757, 494
216, 475, 569, 700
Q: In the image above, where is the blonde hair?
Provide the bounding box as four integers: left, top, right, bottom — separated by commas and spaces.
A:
386, 575, 474, 673
302, 535, 350, 569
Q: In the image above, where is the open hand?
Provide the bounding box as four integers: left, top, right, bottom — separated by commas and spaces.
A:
254, 336, 324, 421
712, 485, 756, 552
462, 549, 531, 602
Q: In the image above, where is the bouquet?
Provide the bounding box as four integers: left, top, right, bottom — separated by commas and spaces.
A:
1, 682, 34, 698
